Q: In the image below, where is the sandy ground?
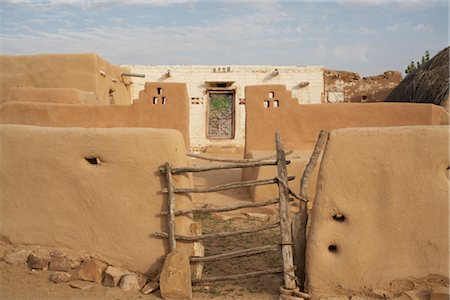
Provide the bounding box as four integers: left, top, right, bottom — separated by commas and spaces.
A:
0, 151, 287, 299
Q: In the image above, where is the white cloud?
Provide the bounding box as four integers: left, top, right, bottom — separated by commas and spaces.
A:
414, 23, 432, 32
358, 26, 376, 34
385, 23, 401, 32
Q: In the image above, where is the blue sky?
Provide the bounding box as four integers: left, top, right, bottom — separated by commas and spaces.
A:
0, 0, 448, 76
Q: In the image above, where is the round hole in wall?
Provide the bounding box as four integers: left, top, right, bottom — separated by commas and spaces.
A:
362, 95, 368, 101
85, 157, 101, 165
328, 244, 338, 253
332, 214, 345, 222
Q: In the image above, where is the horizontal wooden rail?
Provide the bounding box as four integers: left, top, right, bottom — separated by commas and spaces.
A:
153, 222, 280, 242
190, 244, 279, 262
192, 267, 283, 283
161, 176, 295, 194
160, 160, 290, 174
160, 197, 294, 216
187, 150, 293, 163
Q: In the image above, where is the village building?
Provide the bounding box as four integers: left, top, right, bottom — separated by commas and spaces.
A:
124, 64, 402, 150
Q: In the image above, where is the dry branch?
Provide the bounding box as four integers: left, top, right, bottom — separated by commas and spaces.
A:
295, 130, 328, 289
164, 162, 176, 252
159, 160, 289, 174
192, 267, 283, 283
161, 197, 292, 216
275, 132, 297, 290
187, 150, 293, 163
190, 245, 279, 262
161, 176, 295, 194
153, 222, 280, 241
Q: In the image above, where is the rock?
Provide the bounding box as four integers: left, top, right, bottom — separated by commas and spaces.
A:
49, 251, 71, 272
103, 266, 125, 287
119, 273, 146, 291
430, 287, 450, 300
73, 258, 103, 283
51, 271, 72, 283
244, 212, 269, 219
390, 279, 415, 293
402, 290, 431, 300
4, 249, 31, 265
372, 289, 396, 299
69, 280, 93, 290
27, 251, 50, 270
160, 250, 192, 300
141, 281, 159, 294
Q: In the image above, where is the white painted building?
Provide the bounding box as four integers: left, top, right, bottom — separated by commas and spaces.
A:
123, 65, 325, 150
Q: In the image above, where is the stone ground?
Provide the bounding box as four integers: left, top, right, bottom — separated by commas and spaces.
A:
0, 151, 287, 299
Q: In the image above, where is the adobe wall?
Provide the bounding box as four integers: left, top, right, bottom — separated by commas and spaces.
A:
245, 85, 449, 153
0, 54, 131, 105
324, 70, 402, 103
306, 126, 449, 297
0, 125, 194, 274
3, 87, 99, 104
125, 65, 325, 150
0, 82, 190, 147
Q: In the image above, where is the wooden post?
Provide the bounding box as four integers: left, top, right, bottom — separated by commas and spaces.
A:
164, 162, 176, 252
295, 130, 328, 289
275, 132, 297, 290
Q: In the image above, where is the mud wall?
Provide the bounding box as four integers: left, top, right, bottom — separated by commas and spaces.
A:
0, 82, 190, 147
245, 85, 449, 153
324, 70, 402, 103
0, 54, 131, 105
306, 126, 449, 297
0, 125, 194, 274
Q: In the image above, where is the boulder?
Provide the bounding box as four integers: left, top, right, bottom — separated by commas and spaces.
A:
51, 271, 72, 283
49, 251, 71, 272
27, 251, 50, 270
73, 258, 103, 283
160, 250, 192, 300
4, 249, 31, 265
103, 266, 125, 287
119, 273, 146, 291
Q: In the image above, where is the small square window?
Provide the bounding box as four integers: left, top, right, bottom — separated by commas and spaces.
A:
157, 88, 162, 95
274, 100, 279, 108
264, 100, 270, 108
162, 97, 167, 105
269, 92, 274, 98
153, 97, 158, 104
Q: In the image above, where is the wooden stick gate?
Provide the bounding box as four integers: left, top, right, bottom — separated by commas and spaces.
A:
155, 133, 301, 292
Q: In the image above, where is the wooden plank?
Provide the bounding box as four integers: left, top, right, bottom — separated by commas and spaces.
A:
153, 222, 280, 241
192, 267, 283, 283
186, 150, 293, 163
295, 130, 328, 288
159, 160, 290, 174
275, 132, 297, 290
164, 162, 176, 252
161, 176, 295, 194
190, 245, 279, 262
160, 197, 294, 216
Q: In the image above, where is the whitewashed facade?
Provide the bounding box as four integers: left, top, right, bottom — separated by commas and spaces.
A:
123, 65, 325, 150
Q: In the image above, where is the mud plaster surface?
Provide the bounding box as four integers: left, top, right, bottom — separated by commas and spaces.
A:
0, 125, 194, 274
306, 125, 449, 297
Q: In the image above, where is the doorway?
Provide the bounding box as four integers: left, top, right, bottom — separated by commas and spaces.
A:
207, 91, 235, 139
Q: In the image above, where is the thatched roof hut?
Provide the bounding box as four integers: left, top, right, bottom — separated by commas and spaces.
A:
385, 47, 449, 110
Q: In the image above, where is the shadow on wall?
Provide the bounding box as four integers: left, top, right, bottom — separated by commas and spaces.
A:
244, 84, 449, 154
0, 82, 190, 148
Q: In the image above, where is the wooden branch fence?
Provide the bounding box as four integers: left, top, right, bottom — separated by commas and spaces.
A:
154, 133, 300, 292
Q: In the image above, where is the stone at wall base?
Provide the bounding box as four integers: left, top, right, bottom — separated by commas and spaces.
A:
141, 281, 159, 294
160, 250, 192, 300
103, 266, 125, 287
51, 271, 72, 283
69, 280, 94, 290
73, 258, 103, 283
27, 252, 50, 270
4, 249, 31, 265
119, 273, 146, 291
49, 251, 71, 272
